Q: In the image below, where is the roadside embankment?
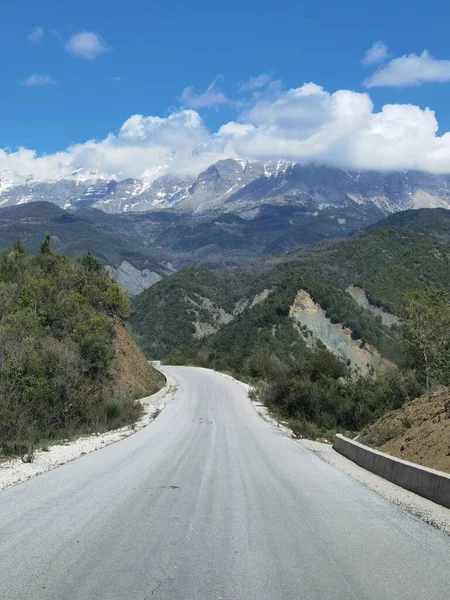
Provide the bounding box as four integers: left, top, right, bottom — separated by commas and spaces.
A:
334, 434, 450, 509
0, 365, 176, 492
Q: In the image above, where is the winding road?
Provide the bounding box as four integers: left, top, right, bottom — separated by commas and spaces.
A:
1, 366, 449, 599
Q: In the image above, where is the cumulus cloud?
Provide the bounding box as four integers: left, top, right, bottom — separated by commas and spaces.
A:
4, 81, 450, 184
181, 77, 238, 109
27, 26, 44, 43
362, 41, 389, 65
65, 31, 110, 59
365, 50, 450, 87
21, 74, 56, 86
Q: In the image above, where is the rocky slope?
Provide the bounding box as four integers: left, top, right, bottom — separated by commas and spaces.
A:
289, 290, 390, 376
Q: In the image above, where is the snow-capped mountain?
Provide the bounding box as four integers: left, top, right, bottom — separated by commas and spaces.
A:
96, 175, 192, 213
1, 159, 450, 216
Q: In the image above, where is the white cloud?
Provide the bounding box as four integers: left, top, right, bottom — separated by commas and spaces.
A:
27, 26, 44, 43
4, 81, 450, 184
365, 50, 450, 87
65, 31, 110, 60
239, 74, 272, 92
217, 122, 256, 137
181, 77, 238, 109
362, 41, 389, 65
21, 74, 56, 86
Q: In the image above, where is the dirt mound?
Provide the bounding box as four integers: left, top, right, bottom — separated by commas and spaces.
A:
112, 323, 165, 400
359, 388, 450, 473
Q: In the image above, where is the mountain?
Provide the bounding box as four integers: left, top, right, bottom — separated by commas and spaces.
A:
0, 198, 384, 292
2, 160, 450, 217
224, 165, 450, 214
0, 202, 171, 294
4, 200, 450, 298
130, 208, 450, 363
93, 175, 192, 213
173, 159, 267, 212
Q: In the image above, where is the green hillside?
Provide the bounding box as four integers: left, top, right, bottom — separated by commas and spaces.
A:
366, 207, 450, 240
131, 215, 450, 360
0, 237, 163, 458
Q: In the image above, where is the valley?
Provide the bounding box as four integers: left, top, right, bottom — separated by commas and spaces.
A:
130, 208, 450, 445
3, 195, 450, 451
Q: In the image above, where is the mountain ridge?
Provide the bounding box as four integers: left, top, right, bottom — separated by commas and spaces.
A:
2, 160, 450, 217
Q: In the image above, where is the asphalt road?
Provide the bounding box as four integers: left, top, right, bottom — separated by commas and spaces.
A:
1, 366, 449, 600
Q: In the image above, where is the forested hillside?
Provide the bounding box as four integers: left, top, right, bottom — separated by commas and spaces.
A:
130, 210, 450, 437
0, 202, 165, 270
131, 212, 450, 358
0, 236, 163, 458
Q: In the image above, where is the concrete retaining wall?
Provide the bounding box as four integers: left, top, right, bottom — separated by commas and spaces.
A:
334, 434, 450, 509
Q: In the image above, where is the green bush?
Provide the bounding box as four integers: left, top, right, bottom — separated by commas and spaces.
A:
0, 238, 138, 457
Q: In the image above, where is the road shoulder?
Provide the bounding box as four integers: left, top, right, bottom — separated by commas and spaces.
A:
0, 365, 177, 492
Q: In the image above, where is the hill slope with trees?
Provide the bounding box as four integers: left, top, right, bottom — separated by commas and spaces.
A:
0, 236, 163, 458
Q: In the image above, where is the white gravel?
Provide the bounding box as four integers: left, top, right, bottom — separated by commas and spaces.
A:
251, 401, 297, 438
0, 368, 177, 492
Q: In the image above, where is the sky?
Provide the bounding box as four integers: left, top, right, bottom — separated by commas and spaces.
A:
2, 0, 450, 184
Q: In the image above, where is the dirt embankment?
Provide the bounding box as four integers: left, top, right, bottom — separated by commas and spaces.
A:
359, 388, 450, 473
111, 322, 165, 399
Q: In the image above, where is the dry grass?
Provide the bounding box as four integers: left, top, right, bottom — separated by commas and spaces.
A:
111, 323, 165, 400
359, 387, 450, 473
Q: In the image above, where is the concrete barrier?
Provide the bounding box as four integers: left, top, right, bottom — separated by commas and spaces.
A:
334, 434, 450, 509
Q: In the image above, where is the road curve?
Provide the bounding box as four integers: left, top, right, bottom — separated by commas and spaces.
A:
0, 366, 449, 600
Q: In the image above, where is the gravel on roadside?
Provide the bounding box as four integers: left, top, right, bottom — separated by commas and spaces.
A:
0, 369, 177, 492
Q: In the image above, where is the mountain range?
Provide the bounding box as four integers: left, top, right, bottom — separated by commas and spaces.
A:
3, 157, 450, 297
3, 159, 450, 216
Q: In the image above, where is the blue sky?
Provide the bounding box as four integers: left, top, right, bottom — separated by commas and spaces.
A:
2, 0, 450, 182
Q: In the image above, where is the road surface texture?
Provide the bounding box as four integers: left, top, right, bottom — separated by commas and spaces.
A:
1, 366, 449, 600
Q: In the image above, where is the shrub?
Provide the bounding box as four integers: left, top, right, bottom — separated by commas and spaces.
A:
0, 237, 138, 456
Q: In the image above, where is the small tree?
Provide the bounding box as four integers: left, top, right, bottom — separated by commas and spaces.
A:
39, 233, 52, 255
81, 251, 102, 272
403, 285, 450, 390
12, 238, 26, 255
